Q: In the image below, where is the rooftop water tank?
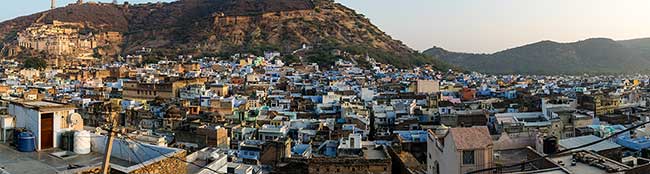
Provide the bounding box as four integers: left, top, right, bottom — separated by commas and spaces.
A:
12, 128, 26, 147
543, 136, 558, 154
17, 132, 35, 152
60, 131, 75, 151
74, 130, 91, 154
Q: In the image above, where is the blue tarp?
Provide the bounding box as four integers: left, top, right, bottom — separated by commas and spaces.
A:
616, 135, 650, 151
393, 130, 428, 143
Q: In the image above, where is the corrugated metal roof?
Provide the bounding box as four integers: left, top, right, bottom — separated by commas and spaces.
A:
558, 135, 620, 152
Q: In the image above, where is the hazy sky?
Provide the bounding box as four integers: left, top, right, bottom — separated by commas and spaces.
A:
2, 0, 650, 53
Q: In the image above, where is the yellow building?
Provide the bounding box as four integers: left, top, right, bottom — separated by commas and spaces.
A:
209, 84, 229, 97
123, 78, 207, 101
594, 95, 619, 116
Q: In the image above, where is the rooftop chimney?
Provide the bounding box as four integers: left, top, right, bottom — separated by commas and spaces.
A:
51, 0, 55, 9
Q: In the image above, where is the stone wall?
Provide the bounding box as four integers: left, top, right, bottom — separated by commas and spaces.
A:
71, 150, 188, 174
307, 158, 392, 174
525, 147, 558, 170
129, 150, 188, 174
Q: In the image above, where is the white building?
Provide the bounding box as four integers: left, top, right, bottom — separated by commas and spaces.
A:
338, 133, 362, 149
258, 124, 289, 141
427, 126, 494, 174
8, 100, 79, 151
360, 88, 376, 102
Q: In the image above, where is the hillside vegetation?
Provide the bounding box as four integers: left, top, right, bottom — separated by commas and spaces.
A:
0, 0, 449, 69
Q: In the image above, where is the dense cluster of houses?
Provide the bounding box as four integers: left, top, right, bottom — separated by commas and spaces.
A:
2, 51, 650, 174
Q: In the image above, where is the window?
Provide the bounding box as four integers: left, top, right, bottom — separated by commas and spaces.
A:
463, 150, 475, 164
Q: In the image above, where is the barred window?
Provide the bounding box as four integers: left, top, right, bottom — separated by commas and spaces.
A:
463, 150, 475, 164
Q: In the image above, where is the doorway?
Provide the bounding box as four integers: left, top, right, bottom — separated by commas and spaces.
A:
41, 113, 54, 149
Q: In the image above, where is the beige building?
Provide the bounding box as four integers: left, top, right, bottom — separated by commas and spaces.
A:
17, 20, 122, 57
209, 84, 229, 97
122, 78, 207, 101
415, 80, 440, 94
427, 127, 494, 174
7, 100, 79, 151
308, 146, 392, 174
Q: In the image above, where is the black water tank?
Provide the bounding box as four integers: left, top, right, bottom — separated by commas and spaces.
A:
543, 136, 559, 154
60, 131, 75, 151
641, 148, 650, 158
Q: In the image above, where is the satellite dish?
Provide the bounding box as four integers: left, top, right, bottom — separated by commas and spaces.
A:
68, 113, 84, 130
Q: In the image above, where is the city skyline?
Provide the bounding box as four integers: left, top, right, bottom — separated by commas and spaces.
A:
1, 0, 650, 53
2, 1, 650, 174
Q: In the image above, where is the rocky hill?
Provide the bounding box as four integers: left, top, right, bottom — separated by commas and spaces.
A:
0, 0, 449, 69
425, 38, 650, 74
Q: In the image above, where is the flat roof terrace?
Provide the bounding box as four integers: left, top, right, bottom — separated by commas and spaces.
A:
0, 143, 104, 174
6, 99, 77, 112
548, 151, 630, 174
0, 134, 185, 174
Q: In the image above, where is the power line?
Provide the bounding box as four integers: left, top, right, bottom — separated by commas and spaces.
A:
124, 135, 221, 173
104, 129, 221, 173
117, 138, 125, 164
103, 119, 153, 174
119, 137, 153, 174
101, 122, 117, 174
467, 121, 650, 174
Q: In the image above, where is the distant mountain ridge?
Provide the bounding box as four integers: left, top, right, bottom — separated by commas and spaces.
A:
425, 38, 650, 74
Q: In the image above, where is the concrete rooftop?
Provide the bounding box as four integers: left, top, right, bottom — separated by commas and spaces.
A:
0, 143, 103, 174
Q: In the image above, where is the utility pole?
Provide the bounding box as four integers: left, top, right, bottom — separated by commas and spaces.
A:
101, 111, 118, 174
101, 127, 115, 174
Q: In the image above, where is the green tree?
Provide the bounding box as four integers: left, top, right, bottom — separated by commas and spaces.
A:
142, 57, 161, 65
23, 57, 47, 70
281, 55, 300, 64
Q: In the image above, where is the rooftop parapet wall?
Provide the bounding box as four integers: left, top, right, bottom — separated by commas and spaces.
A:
90, 135, 186, 173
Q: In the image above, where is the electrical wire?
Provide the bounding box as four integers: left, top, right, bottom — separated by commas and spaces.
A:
102, 128, 221, 173
125, 135, 221, 173
102, 121, 155, 174
466, 121, 650, 174
117, 137, 125, 163
120, 137, 154, 174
